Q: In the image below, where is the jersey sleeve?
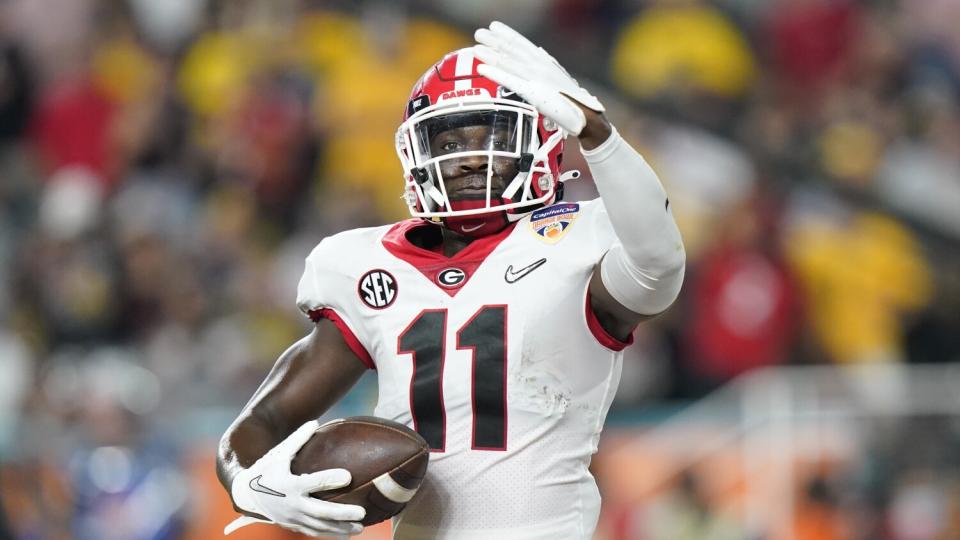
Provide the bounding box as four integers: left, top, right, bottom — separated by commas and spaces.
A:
296, 238, 376, 370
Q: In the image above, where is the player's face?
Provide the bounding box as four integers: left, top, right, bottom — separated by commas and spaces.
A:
429, 124, 519, 201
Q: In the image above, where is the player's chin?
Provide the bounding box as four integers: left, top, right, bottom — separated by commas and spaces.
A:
448, 191, 494, 201
446, 185, 507, 201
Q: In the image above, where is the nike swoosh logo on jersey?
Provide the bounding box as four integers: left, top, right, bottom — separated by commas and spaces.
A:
504, 258, 547, 283
461, 223, 485, 233
249, 475, 285, 497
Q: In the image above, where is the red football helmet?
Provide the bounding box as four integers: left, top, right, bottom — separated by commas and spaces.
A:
395, 48, 565, 237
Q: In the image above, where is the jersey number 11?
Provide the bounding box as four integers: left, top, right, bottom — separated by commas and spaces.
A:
398, 305, 507, 452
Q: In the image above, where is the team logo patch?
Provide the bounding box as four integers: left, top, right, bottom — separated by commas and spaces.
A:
504, 258, 547, 284
436, 268, 467, 288
358, 269, 397, 309
407, 95, 431, 117
530, 203, 580, 243
498, 86, 521, 102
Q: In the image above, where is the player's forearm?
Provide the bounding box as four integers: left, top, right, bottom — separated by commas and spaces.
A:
217, 412, 283, 514
216, 325, 367, 504
580, 121, 686, 314
576, 107, 613, 151
217, 417, 275, 517
216, 338, 313, 501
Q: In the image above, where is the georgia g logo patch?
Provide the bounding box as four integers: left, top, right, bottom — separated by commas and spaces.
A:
358, 269, 397, 309
436, 268, 466, 288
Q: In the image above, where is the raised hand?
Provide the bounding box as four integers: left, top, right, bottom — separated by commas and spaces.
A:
473, 21, 605, 136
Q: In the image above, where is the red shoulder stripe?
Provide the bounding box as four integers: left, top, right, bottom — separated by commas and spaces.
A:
309, 308, 376, 370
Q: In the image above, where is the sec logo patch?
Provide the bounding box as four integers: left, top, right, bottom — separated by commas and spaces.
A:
530, 202, 580, 243
358, 269, 397, 309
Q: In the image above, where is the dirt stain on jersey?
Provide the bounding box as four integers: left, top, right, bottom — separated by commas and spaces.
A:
512, 372, 570, 415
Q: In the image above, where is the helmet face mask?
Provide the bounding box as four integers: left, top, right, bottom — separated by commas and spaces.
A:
406, 108, 533, 212
396, 49, 565, 237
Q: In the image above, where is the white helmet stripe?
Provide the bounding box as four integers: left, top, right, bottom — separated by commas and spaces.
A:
454, 50, 474, 91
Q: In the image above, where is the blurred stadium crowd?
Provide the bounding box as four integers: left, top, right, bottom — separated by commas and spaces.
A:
0, 0, 959, 539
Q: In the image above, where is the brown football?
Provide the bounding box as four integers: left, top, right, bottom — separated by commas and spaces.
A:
290, 416, 429, 526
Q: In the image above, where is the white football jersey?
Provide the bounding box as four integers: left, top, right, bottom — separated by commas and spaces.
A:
296, 199, 633, 540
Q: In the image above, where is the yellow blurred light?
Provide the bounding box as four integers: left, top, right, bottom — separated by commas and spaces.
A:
92, 38, 159, 104
177, 32, 258, 118
611, 4, 757, 99
818, 121, 884, 185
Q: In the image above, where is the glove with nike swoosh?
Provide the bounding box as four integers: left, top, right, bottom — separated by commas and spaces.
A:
226, 419, 366, 537
473, 21, 605, 136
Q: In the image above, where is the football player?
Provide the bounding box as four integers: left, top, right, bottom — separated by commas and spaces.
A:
217, 21, 685, 539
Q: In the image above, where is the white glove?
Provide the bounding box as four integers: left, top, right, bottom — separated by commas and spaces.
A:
473, 21, 605, 136
225, 420, 366, 538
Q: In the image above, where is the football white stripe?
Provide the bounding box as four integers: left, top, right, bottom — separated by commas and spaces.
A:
373, 472, 418, 503
454, 50, 474, 91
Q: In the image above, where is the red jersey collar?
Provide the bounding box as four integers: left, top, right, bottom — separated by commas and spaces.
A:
382, 220, 516, 297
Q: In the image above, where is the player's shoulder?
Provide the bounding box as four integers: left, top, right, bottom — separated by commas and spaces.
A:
568, 198, 611, 225
305, 223, 396, 264
572, 197, 606, 215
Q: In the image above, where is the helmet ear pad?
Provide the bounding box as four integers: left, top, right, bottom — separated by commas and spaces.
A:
527, 123, 564, 200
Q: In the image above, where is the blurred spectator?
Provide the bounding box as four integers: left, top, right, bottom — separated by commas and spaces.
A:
777, 473, 852, 540
762, 0, 861, 96
906, 260, 960, 364
316, 11, 469, 220
876, 89, 960, 237
0, 42, 33, 143
16, 169, 124, 347
126, 0, 205, 52
784, 192, 932, 366
679, 193, 802, 394
55, 352, 186, 540
616, 471, 743, 540
176, 28, 258, 121
5, 0, 97, 83
644, 120, 756, 260
610, 0, 756, 126
0, 330, 31, 456
90, 19, 160, 108
900, 0, 960, 81
437, 0, 548, 35
0, 497, 11, 540
213, 67, 318, 230
887, 471, 951, 540
610, 0, 756, 99
37, 167, 106, 241
28, 77, 118, 186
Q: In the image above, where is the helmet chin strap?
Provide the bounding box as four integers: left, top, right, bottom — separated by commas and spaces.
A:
425, 184, 446, 207
501, 171, 528, 200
